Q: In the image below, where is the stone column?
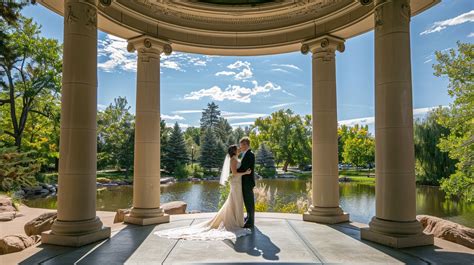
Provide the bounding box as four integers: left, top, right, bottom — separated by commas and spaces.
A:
301, 36, 349, 224
42, 0, 111, 247
360, 0, 433, 248
124, 36, 172, 226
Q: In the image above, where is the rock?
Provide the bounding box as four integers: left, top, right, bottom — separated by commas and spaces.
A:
417, 215, 474, 249
0, 196, 13, 207
0, 212, 17, 221
162, 201, 187, 215
24, 212, 57, 236
0, 234, 41, 254
113, 209, 130, 223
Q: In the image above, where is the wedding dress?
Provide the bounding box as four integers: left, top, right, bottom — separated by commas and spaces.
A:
154, 155, 252, 240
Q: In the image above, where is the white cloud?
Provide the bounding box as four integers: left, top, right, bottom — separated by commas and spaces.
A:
221, 111, 267, 120
269, 102, 296, 109
172, 110, 202, 114
184, 81, 281, 103
423, 59, 433, 64
234, 68, 253, 80
214, 60, 253, 80
98, 34, 214, 73
227, 60, 251, 70
337, 106, 446, 127
421, 10, 474, 35
97, 104, 107, 111
282, 89, 296, 97
468, 32, 474, 38
165, 122, 190, 129
271, 68, 290, 73
98, 35, 137, 72
271, 64, 302, 71
215, 71, 236, 76
161, 114, 185, 120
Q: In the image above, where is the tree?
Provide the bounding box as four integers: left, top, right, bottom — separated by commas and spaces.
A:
0, 144, 39, 191
232, 127, 246, 144
433, 42, 473, 201
97, 97, 135, 173
184, 127, 200, 146
250, 109, 311, 171
199, 128, 222, 171
256, 143, 276, 178
342, 127, 375, 170
414, 107, 456, 185
160, 119, 171, 165
0, 17, 62, 149
162, 122, 189, 174
200, 102, 221, 130
1, 1, 32, 68
216, 117, 233, 145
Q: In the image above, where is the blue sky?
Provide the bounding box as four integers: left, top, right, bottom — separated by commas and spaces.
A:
22, 1, 473, 132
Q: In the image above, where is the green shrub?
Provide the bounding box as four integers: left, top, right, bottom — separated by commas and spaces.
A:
186, 164, 204, 179
0, 146, 40, 191
174, 163, 189, 179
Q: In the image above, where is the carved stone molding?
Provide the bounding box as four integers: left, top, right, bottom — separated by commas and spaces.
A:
302, 36, 345, 62
127, 0, 348, 27
301, 35, 345, 56
127, 35, 173, 57
65, 1, 97, 30
99, 0, 113, 7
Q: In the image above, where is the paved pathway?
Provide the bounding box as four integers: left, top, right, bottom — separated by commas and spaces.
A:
2, 212, 473, 264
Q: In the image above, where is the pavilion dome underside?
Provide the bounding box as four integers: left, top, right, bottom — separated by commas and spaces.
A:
38, 0, 438, 55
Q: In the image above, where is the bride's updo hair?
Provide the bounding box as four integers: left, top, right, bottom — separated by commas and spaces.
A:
227, 145, 238, 157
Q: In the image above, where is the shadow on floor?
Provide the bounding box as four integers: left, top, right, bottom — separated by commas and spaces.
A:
19, 224, 154, 265
224, 226, 281, 261
329, 222, 474, 264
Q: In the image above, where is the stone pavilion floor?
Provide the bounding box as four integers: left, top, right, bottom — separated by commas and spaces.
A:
1, 211, 473, 264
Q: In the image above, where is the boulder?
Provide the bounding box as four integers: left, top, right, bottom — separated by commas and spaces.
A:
162, 201, 187, 215
417, 215, 474, 249
24, 212, 57, 236
0, 211, 17, 221
0, 196, 13, 207
0, 234, 40, 255
113, 209, 131, 223
0, 196, 17, 222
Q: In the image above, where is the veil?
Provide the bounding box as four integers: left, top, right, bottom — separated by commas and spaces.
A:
219, 154, 231, 186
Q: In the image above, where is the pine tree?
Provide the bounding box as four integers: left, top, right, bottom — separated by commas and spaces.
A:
256, 143, 277, 178
216, 117, 233, 145
162, 122, 189, 174
199, 128, 222, 171
200, 102, 221, 130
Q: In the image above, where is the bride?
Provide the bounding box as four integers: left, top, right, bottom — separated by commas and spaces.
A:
155, 144, 253, 240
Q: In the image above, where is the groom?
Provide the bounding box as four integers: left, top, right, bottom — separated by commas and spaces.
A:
238, 137, 255, 228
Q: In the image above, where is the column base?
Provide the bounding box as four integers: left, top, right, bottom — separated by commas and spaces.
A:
303, 205, 350, 224
361, 217, 434, 248
42, 226, 111, 247
124, 207, 170, 225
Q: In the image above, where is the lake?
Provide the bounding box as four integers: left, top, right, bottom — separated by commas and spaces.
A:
23, 179, 474, 228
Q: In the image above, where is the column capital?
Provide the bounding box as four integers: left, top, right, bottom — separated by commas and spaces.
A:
301, 35, 345, 55
127, 35, 172, 55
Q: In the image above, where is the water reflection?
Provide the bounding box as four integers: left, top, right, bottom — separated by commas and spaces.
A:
23, 179, 473, 227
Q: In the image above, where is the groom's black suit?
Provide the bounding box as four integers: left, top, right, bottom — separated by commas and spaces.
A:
238, 149, 255, 226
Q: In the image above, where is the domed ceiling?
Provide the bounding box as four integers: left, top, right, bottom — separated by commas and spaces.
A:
38, 0, 439, 55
